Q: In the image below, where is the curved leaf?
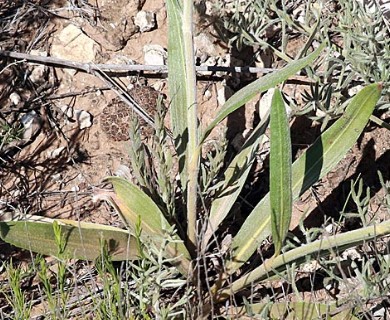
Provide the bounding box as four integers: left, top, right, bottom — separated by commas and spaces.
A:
200, 43, 325, 143
217, 218, 390, 301
104, 177, 192, 275
227, 83, 382, 273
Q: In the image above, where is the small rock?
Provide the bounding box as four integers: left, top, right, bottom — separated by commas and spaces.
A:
348, 85, 363, 97
217, 83, 234, 106
135, 11, 156, 32
70, 186, 80, 192
47, 146, 66, 159
75, 110, 93, 130
29, 50, 48, 84
51, 173, 62, 182
194, 33, 218, 57
204, 89, 212, 101
9, 92, 21, 105
372, 306, 386, 318
20, 111, 41, 141
258, 89, 275, 120
324, 223, 334, 234
30, 64, 48, 84
51, 24, 100, 75
143, 44, 167, 65
60, 104, 74, 119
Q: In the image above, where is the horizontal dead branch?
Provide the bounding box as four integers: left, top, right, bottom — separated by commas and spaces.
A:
0, 50, 276, 75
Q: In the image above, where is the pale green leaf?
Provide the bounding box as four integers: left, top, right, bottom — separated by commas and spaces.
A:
167, 0, 188, 181
217, 218, 390, 300
200, 43, 325, 143
270, 89, 292, 256
0, 220, 137, 261
227, 83, 382, 273
105, 176, 191, 275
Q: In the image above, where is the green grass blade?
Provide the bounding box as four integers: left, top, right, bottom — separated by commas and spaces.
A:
269, 89, 292, 256
105, 176, 191, 274
226, 83, 382, 273
217, 219, 390, 300
200, 43, 325, 143
0, 220, 138, 261
201, 113, 269, 251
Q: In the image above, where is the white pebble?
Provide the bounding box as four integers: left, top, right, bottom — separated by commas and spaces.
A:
135, 11, 156, 32
9, 92, 21, 105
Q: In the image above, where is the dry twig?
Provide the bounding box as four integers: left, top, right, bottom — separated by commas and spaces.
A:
0, 50, 276, 75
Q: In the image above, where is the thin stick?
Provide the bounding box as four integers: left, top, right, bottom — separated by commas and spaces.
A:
0, 49, 276, 75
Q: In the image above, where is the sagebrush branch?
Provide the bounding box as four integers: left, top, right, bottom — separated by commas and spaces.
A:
0, 50, 276, 75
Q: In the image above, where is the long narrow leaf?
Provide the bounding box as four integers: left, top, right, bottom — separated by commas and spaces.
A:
201, 113, 270, 251
167, 0, 189, 189
226, 83, 382, 273
217, 218, 390, 301
167, 0, 199, 247
0, 220, 138, 261
200, 43, 325, 143
270, 89, 292, 256
105, 177, 192, 275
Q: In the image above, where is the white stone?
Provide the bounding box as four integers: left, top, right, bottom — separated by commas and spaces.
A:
51, 24, 100, 75
134, 11, 156, 32
217, 84, 233, 106
324, 223, 334, 234
75, 110, 93, 130
258, 89, 275, 120
204, 89, 212, 100
194, 33, 217, 57
348, 85, 364, 97
51, 173, 62, 182
143, 44, 167, 65
29, 50, 48, 84
60, 104, 74, 119
9, 92, 21, 105
47, 146, 66, 159
30, 64, 47, 84
20, 111, 41, 140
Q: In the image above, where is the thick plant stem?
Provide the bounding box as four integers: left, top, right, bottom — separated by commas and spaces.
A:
183, 0, 199, 249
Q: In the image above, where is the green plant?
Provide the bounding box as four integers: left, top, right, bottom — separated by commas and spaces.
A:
93, 216, 190, 319
1, 260, 32, 320
0, 1, 388, 318
0, 122, 23, 147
